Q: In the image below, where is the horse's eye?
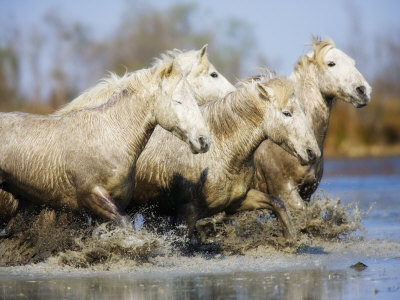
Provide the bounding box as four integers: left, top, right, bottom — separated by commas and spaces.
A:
328, 61, 336, 67
174, 99, 183, 104
283, 111, 292, 117
210, 72, 218, 78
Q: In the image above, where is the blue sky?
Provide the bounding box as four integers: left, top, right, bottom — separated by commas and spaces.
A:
1, 0, 399, 80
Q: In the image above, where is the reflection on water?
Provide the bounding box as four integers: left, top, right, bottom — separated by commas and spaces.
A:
2, 259, 400, 300
1, 157, 400, 299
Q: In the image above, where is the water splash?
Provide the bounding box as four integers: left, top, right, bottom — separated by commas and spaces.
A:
0, 192, 366, 270
195, 191, 365, 254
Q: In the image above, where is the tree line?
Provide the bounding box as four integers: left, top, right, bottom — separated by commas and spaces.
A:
0, 3, 399, 157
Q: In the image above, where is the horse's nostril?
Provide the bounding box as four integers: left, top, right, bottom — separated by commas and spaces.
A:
198, 136, 209, 150
356, 86, 366, 96
199, 136, 204, 145
307, 149, 316, 161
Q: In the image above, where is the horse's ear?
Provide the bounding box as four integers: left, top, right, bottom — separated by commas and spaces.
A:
157, 63, 168, 79
257, 83, 273, 101
200, 44, 208, 58
165, 62, 174, 77
198, 44, 209, 65
160, 61, 180, 79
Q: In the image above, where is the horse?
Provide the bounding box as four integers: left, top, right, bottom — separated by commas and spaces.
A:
0, 45, 236, 230
0, 59, 211, 229
128, 76, 320, 240
54, 44, 235, 114
250, 37, 372, 212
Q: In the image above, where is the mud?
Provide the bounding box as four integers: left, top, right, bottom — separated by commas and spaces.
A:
0, 192, 363, 270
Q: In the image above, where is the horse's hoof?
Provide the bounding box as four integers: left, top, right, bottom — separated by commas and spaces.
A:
284, 228, 297, 242
118, 216, 134, 230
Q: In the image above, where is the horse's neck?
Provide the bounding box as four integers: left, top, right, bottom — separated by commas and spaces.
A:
290, 67, 332, 149
93, 88, 156, 164
204, 91, 265, 171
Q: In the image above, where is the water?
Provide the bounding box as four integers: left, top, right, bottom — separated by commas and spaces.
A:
322, 157, 400, 241
1, 157, 400, 300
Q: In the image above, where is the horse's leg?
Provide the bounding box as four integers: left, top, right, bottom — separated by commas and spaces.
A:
0, 189, 19, 218
253, 141, 307, 211
0, 189, 19, 238
227, 189, 296, 240
84, 186, 133, 229
257, 162, 306, 211
176, 202, 199, 243
261, 165, 306, 212
282, 185, 307, 211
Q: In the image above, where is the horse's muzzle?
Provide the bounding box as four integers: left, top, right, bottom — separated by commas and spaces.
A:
190, 135, 210, 154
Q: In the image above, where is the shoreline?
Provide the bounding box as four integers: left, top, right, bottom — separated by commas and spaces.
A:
324, 145, 400, 159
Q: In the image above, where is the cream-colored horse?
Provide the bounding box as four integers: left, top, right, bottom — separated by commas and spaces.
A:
0, 59, 210, 229
0, 45, 236, 230
54, 45, 234, 114
129, 76, 320, 239
251, 37, 372, 211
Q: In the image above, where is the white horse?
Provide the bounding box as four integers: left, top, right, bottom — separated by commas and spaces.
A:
251, 37, 372, 211
0, 59, 211, 229
0, 45, 236, 230
129, 76, 320, 239
54, 45, 235, 114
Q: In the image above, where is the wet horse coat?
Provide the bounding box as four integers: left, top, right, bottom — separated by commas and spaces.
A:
0, 60, 210, 227
251, 38, 372, 211
0, 46, 236, 228
129, 77, 320, 239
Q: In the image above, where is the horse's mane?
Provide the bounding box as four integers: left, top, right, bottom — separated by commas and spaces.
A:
239, 67, 277, 84
294, 37, 335, 72
54, 50, 179, 115
237, 69, 293, 110
202, 74, 291, 139
153, 48, 208, 73
151, 49, 183, 67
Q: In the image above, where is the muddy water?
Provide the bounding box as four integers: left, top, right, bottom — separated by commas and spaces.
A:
1, 157, 400, 300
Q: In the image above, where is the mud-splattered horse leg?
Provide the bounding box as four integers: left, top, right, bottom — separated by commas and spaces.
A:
176, 202, 200, 244
0, 189, 19, 237
282, 185, 307, 211
83, 186, 133, 229
252, 153, 306, 213
258, 160, 306, 212
226, 189, 296, 240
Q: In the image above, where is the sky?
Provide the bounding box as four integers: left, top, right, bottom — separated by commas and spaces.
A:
1, 0, 399, 81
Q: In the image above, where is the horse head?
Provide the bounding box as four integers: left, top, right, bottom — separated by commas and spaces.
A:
258, 77, 321, 165
172, 44, 236, 105
154, 61, 211, 154
308, 37, 372, 108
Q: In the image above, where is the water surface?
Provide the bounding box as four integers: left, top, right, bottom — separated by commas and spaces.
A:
1, 157, 400, 300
